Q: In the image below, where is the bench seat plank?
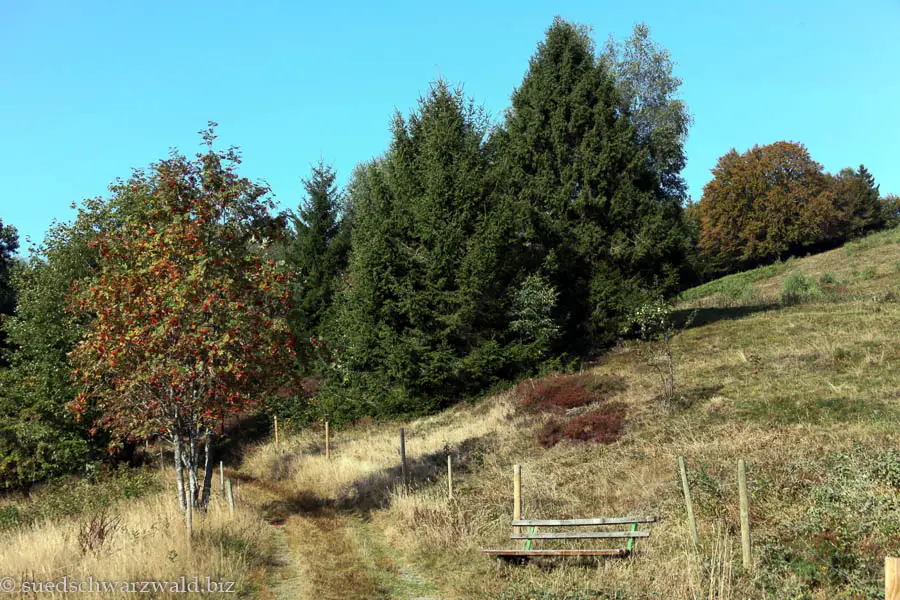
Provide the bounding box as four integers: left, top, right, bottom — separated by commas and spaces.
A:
480, 548, 629, 557
511, 516, 656, 527
510, 530, 650, 540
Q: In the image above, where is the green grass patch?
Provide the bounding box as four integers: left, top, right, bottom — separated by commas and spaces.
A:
678, 261, 790, 303
0, 465, 159, 531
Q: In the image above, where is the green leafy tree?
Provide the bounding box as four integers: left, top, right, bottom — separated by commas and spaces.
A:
881, 194, 900, 229
697, 141, 837, 271
602, 22, 693, 202
0, 220, 19, 361
496, 17, 692, 350
625, 295, 694, 405
0, 192, 150, 489
68, 130, 296, 510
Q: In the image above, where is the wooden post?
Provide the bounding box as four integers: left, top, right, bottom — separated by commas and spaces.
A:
447, 454, 453, 500
738, 459, 752, 570
887, 557, 900, 600
325, 421, 330, 459
400, 428, 408, 496
274, 415, 279, 453
679, 456, 700, 548
513, 464, 522, 534
225, 479, 235, 516
219, 461, 225, 498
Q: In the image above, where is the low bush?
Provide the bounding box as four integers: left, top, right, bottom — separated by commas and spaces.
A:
537, 402, 627, 447
819, 272, 838, 286
780, 270, 823, 305
0, 465, 158, 532
517, 374, 625, 413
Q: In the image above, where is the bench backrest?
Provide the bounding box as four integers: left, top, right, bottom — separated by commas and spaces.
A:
510, 516, 656, 553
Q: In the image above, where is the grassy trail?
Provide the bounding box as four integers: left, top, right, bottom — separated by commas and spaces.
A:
233, 469, 441, 600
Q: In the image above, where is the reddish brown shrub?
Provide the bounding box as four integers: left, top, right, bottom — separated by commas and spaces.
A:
517, 374, 625, 413
537, 402, 627, 448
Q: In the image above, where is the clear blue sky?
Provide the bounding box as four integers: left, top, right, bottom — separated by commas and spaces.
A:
2, 0, 898, 254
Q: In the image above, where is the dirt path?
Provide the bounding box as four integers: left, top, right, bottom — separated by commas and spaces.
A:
232, 472, 440, 600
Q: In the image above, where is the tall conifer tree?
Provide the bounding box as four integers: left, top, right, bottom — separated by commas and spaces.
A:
334, 81, 508, 412
287, 161, 349, 343
497, 17, 691, 350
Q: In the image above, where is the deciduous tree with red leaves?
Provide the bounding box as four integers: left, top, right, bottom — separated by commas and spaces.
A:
68, 125, 296, 510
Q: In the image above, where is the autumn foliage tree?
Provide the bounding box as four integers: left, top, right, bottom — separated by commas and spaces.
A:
697, 141, 837, 271
68, 127, 296, 510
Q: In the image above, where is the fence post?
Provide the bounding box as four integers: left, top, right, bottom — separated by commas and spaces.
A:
325, 421, 330, 459
887, 557, 900, 600
679, 456, 700, 548
225, 479, 235, 517
513, 464, 522, 535
274, 415, 279, 453
447, 455, 453, 500
738, 459, 752, 570
219, 461, 225, 498
400, 428, 408, 496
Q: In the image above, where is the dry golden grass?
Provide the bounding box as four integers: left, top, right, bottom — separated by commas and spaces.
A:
242, 393, 523, 504
0, 471, 276, 598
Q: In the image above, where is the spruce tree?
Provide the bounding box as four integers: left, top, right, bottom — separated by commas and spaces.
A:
287, 161, 349, 344
333, 81, 508, 414
0, 220, 18, 360
498, 17, 691, 351
829, 164, 883, 240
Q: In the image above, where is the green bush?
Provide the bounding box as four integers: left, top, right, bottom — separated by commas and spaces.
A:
0, 466, 158, 532
818, 272, 838, 286
780, 271, 823, 305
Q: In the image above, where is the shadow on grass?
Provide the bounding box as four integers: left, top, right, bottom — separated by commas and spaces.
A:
229, 433, 496, 521
227, 470, 335, 522
673, 302, 777, 330
336, 433, 495, 515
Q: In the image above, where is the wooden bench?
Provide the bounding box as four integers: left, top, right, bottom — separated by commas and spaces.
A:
480, 516, 657, 559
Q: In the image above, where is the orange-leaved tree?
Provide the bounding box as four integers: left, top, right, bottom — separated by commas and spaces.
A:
68, 126, 296, 510
697, 141, 836, 272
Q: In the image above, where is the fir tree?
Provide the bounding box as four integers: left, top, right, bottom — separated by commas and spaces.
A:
829, 164, 883, 240
333, 81, 509, 413
287, 161, 350, 344
497, 17, 692, 351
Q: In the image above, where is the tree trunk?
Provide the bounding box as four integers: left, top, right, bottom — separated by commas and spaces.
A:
185, 432, 199, 508
173, 434, 186, 512
199, 429, 215, 508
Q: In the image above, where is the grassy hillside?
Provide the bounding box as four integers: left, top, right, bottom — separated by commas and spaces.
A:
240, 226, 900, 599
0, 226, 898, 599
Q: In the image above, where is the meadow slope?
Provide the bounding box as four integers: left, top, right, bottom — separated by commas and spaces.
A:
242, 226, 900, 599
0, 227, 898, 599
